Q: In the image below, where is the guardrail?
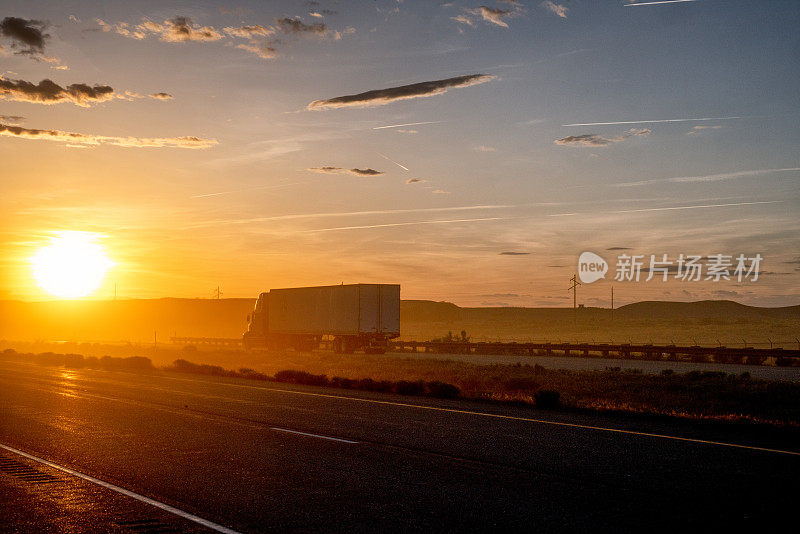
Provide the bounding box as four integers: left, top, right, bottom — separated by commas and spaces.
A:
172, 336, 800, 365
389, 340, 800, 364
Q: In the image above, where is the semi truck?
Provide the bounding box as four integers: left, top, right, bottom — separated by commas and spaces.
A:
243, 284, 400, 353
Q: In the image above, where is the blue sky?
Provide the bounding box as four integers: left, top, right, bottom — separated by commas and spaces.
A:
1, 0, 798, 306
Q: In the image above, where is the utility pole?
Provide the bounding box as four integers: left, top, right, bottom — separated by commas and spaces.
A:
213, 286, 223, 300
568, 274, 581, 326
611, 286, 614, 322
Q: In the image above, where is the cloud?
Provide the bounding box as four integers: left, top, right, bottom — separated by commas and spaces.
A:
149, 92, 174, 100
0, 77, 115, 107
473, 145, 496, 152
554, 128, 650, 147
451, 14, 475, 26
99, 15, 348, 60
612, 167, 800, 187
0, 122, 217, 149
308, 167, 384, 176
396, 129, 417, 134
686, 125, 723, 135
406, 178, 426, 184
432, 189, 451, 194
606, 246, 632, 251
146, 17, 223, 42
274, 17, 327, 35
499, 251, 529, 255
223, 25, 274, 39
0, 114, 24, 124
0, 17, 49, 56
541, 1, 568, 18
235, 41, 277, 59
467, 7, 513, 28
307, 74, 495, 110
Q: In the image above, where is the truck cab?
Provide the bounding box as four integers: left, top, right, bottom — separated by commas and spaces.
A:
242, 292, 268, 350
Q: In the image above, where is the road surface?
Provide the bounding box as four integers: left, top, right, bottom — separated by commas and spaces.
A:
1, 359, 798, 532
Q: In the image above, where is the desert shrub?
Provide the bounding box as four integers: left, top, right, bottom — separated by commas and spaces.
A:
661, 369, 674, 376
534, 390, 560, 409
503, 377, 540, 391
395, 380, 426, 396
274, 370, 328, 386
426, 381, 460, 399
238, 368, 269, 381
775, 357, 795, 367
330, 376, 356, 389
356, 378, 393, 392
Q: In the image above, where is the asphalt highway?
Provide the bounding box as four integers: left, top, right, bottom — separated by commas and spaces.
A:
1, 359, 798, 532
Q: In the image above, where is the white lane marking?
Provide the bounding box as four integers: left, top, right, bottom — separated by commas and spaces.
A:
271, 427, 358, 444
0, 443, 242, 534
158, 375, 800, 457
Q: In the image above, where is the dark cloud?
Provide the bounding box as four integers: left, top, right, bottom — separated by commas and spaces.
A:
274, 17, 326, 35
0, 122, 217, 148
0, 17, 49, 55
149, 92, 174, 100
406, 178, 425, 184
0, 114, 24, 124
0, 77, 114, 107
499, 251, 529, 255
308, 167, 384, 176
554, 128, 650, 147
607, 246, 632, 251
308, 74, 495, 110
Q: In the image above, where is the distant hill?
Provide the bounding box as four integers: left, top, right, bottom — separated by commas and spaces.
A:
1, 298, 797, 346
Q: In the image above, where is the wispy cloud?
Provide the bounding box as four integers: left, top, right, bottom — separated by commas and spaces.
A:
467, 7, 512, 28
308, 166, 384, 176
0, 114, 24, 124
473, 145, 497, 152
307, 74, 495, 110
302, 217, 507, 233
406, 178, 426, 184
563, 116, 742, 127
0, 122, 217, 149
613, 167, 800, 187
555, 128, 650, 147
499, 251, 529, 255
98, 15, 347, 60
541, 1, 568, 18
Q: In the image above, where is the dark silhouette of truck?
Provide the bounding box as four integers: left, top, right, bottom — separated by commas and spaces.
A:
243, 284, 400, 353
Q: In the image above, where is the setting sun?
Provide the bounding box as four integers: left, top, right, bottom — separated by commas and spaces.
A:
30, 231, 114, 298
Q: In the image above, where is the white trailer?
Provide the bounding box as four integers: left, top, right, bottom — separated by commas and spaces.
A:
243, 284, 400, 353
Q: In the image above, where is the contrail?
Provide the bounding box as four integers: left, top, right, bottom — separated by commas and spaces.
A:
186, 204, 514, 228
303, 217, 507, 233
191, 183, 298, 198
372, 121, 442, 130
613, 200, 783, 214
612, 167, 800, 188
563, 116, 742, 127
377, 152, 410, 171
547, 200, 782, 217
624, 0, 697, 6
